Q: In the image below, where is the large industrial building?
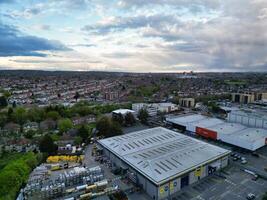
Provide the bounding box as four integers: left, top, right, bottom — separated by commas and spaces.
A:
227, 110, 267, 129
98, 127, 230, 200
166, 114, 267, 151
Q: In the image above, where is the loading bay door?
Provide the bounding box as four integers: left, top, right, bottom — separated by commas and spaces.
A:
181, 175, 189, 188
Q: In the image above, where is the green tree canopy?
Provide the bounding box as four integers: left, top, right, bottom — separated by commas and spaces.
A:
138, 108, 149, 124
0, 152, 41, 200
124, 112, 136, 126
96, 116, 122, 137
24, 130, 36, 139
112, 113, 124, 125
46, 111, 60, 121
0, 96, 8, 108
12, 107, 27, 128
27, 107, 45, 123
0, 114, 7, 128
58, 118, 73, 133
78, 125, 91, 143
39, 134, 57, 155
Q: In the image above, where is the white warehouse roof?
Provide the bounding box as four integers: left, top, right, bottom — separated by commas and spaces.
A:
98, 127, 230, 185
190, 117, 224, 129
166, 114, 207, 125
208, 123, 247, 135
170, 114, 267, 151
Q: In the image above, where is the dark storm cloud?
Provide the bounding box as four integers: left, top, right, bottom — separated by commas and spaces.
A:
0, 23, 70, 57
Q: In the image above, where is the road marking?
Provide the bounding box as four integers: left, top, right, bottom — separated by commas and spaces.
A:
210, 187, 216, 192
196, 195, 205, 200
225, 179, 236, 186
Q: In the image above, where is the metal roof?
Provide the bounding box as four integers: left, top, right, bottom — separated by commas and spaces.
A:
166, 114, 207, 125
166, 114, 225, 129
233, 128, 267, 142
190, 118, 224, 128
98, 127, 230, 185
208, 123, 247, 135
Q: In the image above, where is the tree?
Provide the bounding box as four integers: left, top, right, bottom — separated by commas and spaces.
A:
24, 130, 36, 139
46, 111, 60, 121
96, 116, 122, 137
3, 90, 11, 98
12, 107, 27, 131
39, 134, 57, 155
12, 101, 16, 108
109, 121, 123, 137
74, 91, 80, 101
0, 96, 8, 108
74, 136, 83, 145
124, 112, 136, 126
138, 108, 149, 124
0, 114, 7, 128
96, 116, 110, 136
78, 125, 90, 143
58, 118, 73, 133
112, 113, 124, 125
7, 107, 13, 121
27, 107, 45, 123
0, 152, 40, 200
262, 192, 267, 200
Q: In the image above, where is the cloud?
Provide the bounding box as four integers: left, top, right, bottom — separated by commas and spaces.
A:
117, 0, 220, 11
0, 23, 70, 57
82, 14, 179, 34
55, 0, 92, 10
70, 43, 96, 47
1, 0, 267, 72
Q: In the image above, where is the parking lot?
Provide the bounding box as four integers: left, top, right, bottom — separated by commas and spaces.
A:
171, 164, 267, 200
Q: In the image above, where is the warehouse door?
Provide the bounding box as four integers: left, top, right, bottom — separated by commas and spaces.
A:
181, 175, 189, 189
208, 166, 216, 175
234, 95, 240, 102
244, 96, 248, 104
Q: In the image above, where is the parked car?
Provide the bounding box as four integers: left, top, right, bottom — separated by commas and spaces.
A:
246, 193, 255, 200
241, 160, 247, 164
251, 152, 259, 158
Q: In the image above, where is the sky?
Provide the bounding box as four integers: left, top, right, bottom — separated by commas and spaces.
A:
0, 0, 267, 72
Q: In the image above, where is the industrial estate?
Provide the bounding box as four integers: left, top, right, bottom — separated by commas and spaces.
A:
0, 72, 267, 200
